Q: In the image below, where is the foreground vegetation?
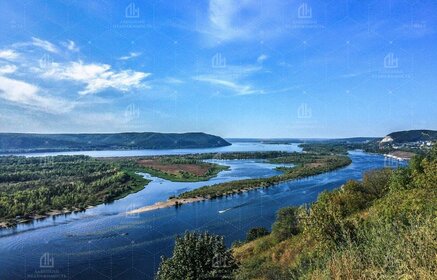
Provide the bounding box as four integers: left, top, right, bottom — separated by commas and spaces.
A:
158, 145, 436, 280
178, 154, 352, 199
157, 232, 238, 280
0, 155, 149, 226
233, 145, 437, 279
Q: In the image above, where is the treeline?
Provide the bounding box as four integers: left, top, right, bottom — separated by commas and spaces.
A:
233, 145, 437, 279
0, 156, 149, 225
178, 154, 352, 199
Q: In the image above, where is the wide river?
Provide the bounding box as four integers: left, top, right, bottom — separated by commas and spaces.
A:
0, 142, 404, 279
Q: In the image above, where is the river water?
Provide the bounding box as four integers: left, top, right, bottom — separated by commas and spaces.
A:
0, 142, 405, 279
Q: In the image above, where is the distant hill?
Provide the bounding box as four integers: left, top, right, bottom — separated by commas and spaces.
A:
0, 132, 231, 153
380, 130, 437, 144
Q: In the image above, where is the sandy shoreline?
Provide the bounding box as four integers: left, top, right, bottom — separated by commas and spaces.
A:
0, 206, 94, 229
126, 197, 206, 214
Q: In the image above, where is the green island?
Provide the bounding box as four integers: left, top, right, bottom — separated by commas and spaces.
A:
106, 156, 229, 182
157, 145, 437, 280
0, 155, 149, 227
178, 153, 352, 199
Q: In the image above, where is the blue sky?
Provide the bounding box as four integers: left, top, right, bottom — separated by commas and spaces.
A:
0, 0, 436, 138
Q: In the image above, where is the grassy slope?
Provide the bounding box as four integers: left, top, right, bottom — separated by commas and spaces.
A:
233, 148, 437, 280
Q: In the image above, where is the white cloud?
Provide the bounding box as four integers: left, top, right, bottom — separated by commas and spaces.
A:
204, 0, 285, 43
0, 76, 74, 113
31, 37, 59, 53
257, 54, 268, 63
42, 61, 151, 95
0, 64, 17, 74
193, 75, 261, 95
118, 52, 142, 60
62, 40, 79, 52
0, 49, 19, 61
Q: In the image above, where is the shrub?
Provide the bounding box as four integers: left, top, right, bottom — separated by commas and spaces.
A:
246, 227, 270, 242
272, 207, 300, 242
156, 231, 237, 280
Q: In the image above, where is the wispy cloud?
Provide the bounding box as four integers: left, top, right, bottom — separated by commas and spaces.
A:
0, 49, 19, 61
193, 64, 263, 95
0, 64, 17, 74
31, 37, 59, 53
41, 61, 151, 95
0, 76, 74, 113
62, 40, 80, 52
193, 75, 261, 95
201, 0, 285, 44
257, 54, 268, 63
118, 52, 142, 60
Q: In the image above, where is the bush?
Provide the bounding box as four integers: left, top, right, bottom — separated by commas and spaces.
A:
246, 227, 270, 242
272, 207, 300, 242
156, 231, 237, 280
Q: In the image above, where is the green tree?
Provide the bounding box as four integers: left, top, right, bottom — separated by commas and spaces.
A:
156, 231, 237, 280
246, 227, 269, 242
272, 207, 300, 242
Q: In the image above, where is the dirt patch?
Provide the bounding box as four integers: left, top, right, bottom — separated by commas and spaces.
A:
137, 159, 211, 176
388, 151, 415, 160
305, 162, 323, 168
